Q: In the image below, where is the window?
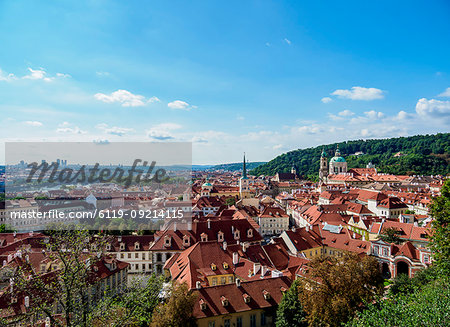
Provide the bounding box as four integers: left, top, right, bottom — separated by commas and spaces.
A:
382, 248, 389, 257
224, 319, 230, 327
261, 312, 266, 326
250, 314, 256, 327
212, 277, 217, 286
236, 317, 243, 327
228, 276, 233, 283
208, 322, 215, 327
156, 253, 162, 262
373, 245, 379, 255
221, 277, 226, 284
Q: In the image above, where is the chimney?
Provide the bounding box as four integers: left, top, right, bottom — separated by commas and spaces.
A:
187, 221, 192, 230
173, 222, 177, 232
223, 241, 227, 251
242, 242, 248, 252
353, 232, 356, 239
233, 252, 239, 265
207, 219, 211, 229
196, 281, 202, 289
253, 262, 260, 274
305, 225, 309, 232
235, 278, 241, 287
261, 266, 266, 278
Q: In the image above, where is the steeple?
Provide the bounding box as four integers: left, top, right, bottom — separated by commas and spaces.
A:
335, 145, 341, 157
242, 153, 248, 179
321, 147, 327, 157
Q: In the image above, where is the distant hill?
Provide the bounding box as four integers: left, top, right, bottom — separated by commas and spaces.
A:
210, 162, 267, 172
250, 133, 450, 179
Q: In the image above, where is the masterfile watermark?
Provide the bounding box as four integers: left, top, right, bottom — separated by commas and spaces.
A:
26, 159, 169, 188
5, 142, 193, 232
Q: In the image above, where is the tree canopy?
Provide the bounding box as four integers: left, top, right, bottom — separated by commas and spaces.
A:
250, 133, 450, 178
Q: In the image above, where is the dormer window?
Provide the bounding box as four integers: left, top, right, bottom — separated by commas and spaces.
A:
234, 229, 240, 240
243, 293, 251, 303
221, 296, 229, 306
201, 233, 208, 242
120, 242, 125, 251
134, 242, 140, 250
263, 290, 271, 300
211, 263, 217, 271
199, 299, 207, 310
164, 236, 172, 247
183, 235, 190, 247
106, 243, 111, 251
223, 262, 229, 269
247, 229, 253, 238
217, 231, 224, 242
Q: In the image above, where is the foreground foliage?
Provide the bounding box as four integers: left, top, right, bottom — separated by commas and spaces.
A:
347, 279, 449, 327
275, 279, 307, 327
298, 253, 383, 327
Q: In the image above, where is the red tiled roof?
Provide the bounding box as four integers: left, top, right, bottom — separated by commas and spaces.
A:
193, 276, 291, 318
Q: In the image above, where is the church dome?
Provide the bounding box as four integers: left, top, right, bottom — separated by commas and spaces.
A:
330, 146, 345, 163
202, 182, 212, 187
330, 156, 346, 163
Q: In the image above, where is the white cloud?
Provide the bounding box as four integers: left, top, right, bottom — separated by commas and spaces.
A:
284, 38, 292, 45
395, 110, 412, 120
415, 98, 450, 118
167, 100, 196, 110
23, 68, 53, 82
56, 73, 71, 78
0, 68, 16, 82
236, 115, 245, 121
96, 123, 134, 136
265, 42, 271, 47
24, 121, 43, 127
360, 129, 370, 137
147, 96, 161, 104
95, 89, 149, 107
147, 123, 182, 140
364, 110, 385, 119
438, 87, 450, 97
331, 86, 384, 100
321, 97, 333, 103
339, 109, 354, 117
56, 122, 87, 134
328, 110, 354, 121
96, 71, 111, 77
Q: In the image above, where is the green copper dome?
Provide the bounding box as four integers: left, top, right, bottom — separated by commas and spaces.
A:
330, 156, 346, 163
202, 182, 212, 187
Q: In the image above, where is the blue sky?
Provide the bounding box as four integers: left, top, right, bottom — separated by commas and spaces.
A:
1, 0, 449, 164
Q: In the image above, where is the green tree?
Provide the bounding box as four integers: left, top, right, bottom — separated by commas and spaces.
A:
429, 179, 450, 275
89, 274, 165, 327
149, 282, 197, 327
225, 197, 236, 206
346, 280, 450, 327
275, 279, 307, 327
298, 253, 384, 327
12, 225, 109, 327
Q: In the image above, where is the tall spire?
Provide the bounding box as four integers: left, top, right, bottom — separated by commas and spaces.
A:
242, 152, 248, 179
335, 145, 341, 157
